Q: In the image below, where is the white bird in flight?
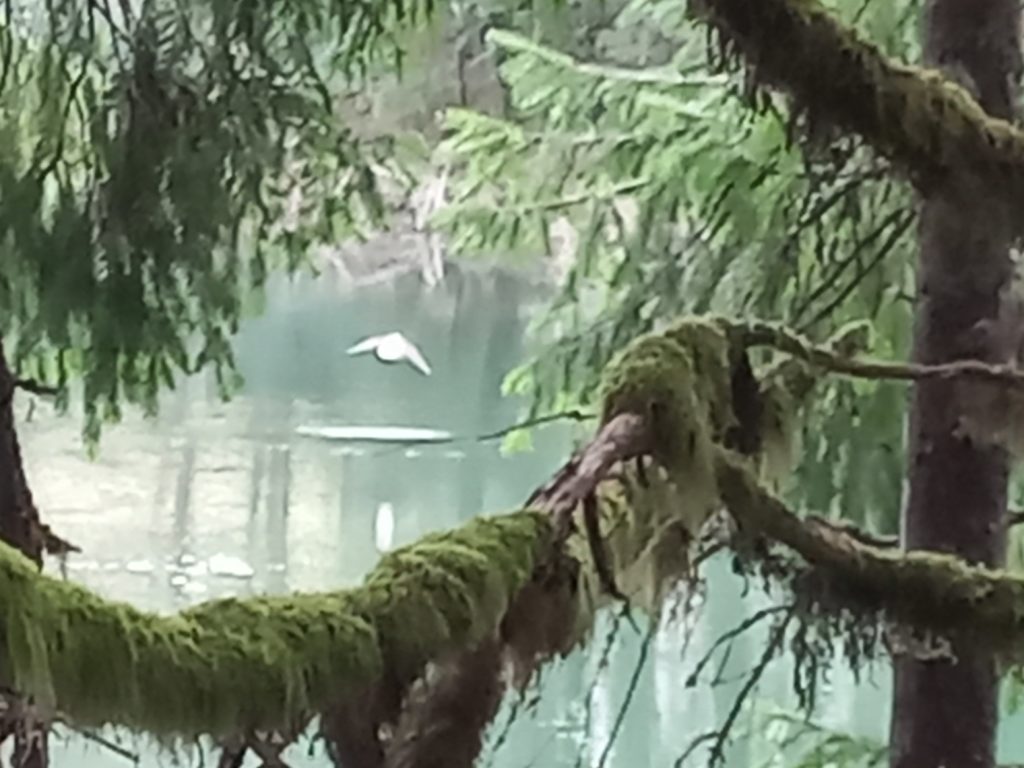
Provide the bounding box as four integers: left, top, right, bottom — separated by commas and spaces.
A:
346, 331, 433, 376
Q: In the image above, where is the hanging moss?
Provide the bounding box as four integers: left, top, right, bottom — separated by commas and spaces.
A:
598, 327, 720, 540
753, 357, 813, 485
692, 0, 1024, 201
714, 450, 1024, 652
663, 315, 736, 439
595, 315, 819, 541
0, 511, 551, 741
608, 471, 696, 611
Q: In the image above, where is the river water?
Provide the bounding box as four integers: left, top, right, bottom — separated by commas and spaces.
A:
14, 266, 997, 766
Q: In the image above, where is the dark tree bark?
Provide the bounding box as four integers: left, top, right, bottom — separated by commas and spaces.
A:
0, 341, 44, 564
0, 342, 50, 767
890, 3, 1023, 767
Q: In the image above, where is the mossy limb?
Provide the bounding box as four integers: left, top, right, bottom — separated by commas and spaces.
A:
0, 510, 551, 741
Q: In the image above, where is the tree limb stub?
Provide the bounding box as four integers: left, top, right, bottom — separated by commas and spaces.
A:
694, 0, 1024, 200
12, 381, 59, 399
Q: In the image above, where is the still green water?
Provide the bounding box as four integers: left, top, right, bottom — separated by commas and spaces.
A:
17, 269, 901, 766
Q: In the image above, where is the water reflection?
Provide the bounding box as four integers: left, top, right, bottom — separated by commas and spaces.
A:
15, 268, 906, 767
374, 502, 395, 553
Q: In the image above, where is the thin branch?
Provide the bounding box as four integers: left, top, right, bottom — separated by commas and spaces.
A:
801, 211, 914, 329
444, 178, 650, 217
54, 721, 138, 763
733, 320, 1024, 391
793, 208, 911, 325
485, 28, 726, 89
706, 607, 794, 767
13, 379, 59, 397
583, 493, 626, 601
595, 623, 656, 768
571, 613, 627, 768
475, 409, 595, 442
685, 605, 792, 688
805, 516, 897, 549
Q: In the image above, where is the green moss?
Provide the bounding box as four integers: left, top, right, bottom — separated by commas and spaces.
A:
0, 509, 551, 741
663, 315, 735, 438
599, 329, 718, 539
754, 358, 812, 485
696, 0, 1024, 197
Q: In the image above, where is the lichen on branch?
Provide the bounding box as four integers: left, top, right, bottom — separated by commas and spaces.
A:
692, 0, 1024, 196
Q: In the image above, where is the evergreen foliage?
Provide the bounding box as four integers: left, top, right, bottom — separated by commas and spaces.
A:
420, 0, 922, 531
0, 0, 424, 443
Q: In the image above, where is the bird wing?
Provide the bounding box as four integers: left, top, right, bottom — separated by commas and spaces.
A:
346, 335, 384, 356
403, 341, 433, 376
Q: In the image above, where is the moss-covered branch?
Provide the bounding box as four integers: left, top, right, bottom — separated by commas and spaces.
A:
715, 450, 1024, 648
10, 313, 1024, 763
0, 411, 700, 755
0, 512, 549, 741
693, 0, 1024, 192
590, 317, 1024, 651
730, 319, 1024, 391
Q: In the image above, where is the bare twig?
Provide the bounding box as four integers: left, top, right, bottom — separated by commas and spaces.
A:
572, 614, 627, 768
55, 722, 138, 763
800, 210, 914, 330
805, 515, 897, 549
476, 409, 595, 442
582, 493, 625, 601
13, 379, 59, 397
706, 608, 795, 767
595, 623, 656, 768
685, 605, 792, 689
735, 321, 1024, 390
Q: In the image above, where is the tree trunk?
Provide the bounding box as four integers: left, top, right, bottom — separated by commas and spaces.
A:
890, 3, 1022, 767
0, 342, 43, 564
0, 342, 48, 765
